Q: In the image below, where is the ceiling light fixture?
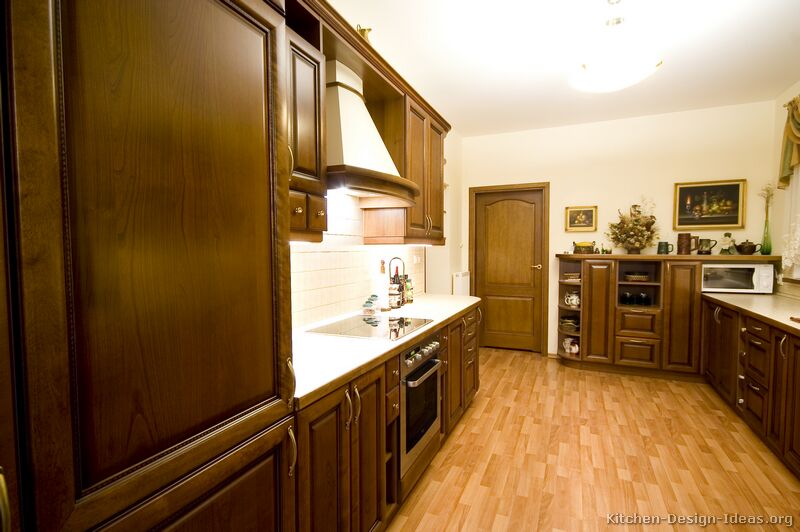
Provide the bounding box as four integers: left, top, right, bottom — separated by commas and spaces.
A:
569, 0, 664, 93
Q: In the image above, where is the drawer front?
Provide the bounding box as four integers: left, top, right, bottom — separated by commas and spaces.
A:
746, 316, 770, 341
743, 378, 768, 435
307, 194, 327, 232
464, 340, 477, 363
463, 310, 478, 327
386, 386, 400, 425
464, 324, 477, 345
615, 308, 662, 339
385, 357, 400, 389
289, 190, 307, 230
614, 337, 660, 368
744, 333, 771, 388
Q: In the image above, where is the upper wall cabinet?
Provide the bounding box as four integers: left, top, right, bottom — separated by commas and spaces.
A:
363, 98, 447, 245
287, 11, 327, 242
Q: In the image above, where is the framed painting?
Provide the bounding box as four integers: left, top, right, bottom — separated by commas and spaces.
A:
673, 179, 746, 230
565, 206, 597, 232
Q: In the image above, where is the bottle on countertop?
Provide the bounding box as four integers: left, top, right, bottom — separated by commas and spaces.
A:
405, 275, 414, 303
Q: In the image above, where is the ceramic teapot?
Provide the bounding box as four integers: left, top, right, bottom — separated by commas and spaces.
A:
735, 240, 762, 255
563, 291, 581, 307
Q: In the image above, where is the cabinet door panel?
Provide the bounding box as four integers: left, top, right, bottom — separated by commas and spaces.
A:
10, 0, 291, 527
463, 341, 477, 407
427, 119, 445, 240
616, 308, 662, 339
743, 379, 768, 436
582, 260, 615, 363
614, 337, 660, 368
296, 385, 351, 532
288, 30, 325, 196
351, 366, 386, 532
663, 262, 701, 372
785, 338, 800, 476
405, 100, 428, 238
716, 307, 739, 403
766, 332, 790, 453
446, 320, 464, 431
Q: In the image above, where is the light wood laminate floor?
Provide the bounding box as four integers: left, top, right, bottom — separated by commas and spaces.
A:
389, 349, 800, 531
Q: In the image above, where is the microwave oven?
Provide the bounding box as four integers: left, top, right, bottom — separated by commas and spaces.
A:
701, 263, 774, 294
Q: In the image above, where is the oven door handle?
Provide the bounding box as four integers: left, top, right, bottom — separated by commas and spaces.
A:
403, 360, 442, 388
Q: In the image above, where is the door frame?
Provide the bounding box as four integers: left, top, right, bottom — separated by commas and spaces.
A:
469, 183, 550, 355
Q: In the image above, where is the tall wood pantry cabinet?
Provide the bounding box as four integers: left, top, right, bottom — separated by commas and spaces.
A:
4, 0, 295, 528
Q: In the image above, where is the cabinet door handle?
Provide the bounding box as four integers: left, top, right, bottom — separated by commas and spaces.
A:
392, 403, 400, 411
713, 306, 721, 324
392, 369, 400, 378
287, 426, 297, 478
477, 307, 483, 324
748, 383, 761, 392
286, 358, 296, 406
316, 210, 325, 217
353, 385, 362, 424
345, 390, 353, 430
738, 398, 745, 405
443, 335, 448, 341
288, 145, 295, 173
466, 359, 474, 366
293, 206, 304, 215
0, 467, 10, 532
461, 317, 467, 336
780, 334, 788, 359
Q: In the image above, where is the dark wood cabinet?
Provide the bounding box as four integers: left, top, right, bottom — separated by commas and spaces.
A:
296, 366, 386, 532
6, 0, 293, 528
663, 261, 702, 372
766, 331, 790, 453
582, 260, 615, 363
702, 301, 739, 405
785, 337, 800, 476
463, 340, 478, 406
287, 27, 327, 242
446, 318, 465, 432
362, 98, 447, 245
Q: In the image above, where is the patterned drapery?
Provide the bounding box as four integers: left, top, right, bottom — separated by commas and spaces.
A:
779, 96, 800, 189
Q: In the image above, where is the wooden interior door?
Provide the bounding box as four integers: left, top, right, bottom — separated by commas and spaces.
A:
473, 187, 546, 352
8, 0, 292, 528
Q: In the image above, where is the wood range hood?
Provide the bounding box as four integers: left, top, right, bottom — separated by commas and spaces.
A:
325, 60, 419, 207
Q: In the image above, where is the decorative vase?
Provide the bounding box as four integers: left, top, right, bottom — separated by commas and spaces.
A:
626, 247, 641, 254
761, 205, 772, 255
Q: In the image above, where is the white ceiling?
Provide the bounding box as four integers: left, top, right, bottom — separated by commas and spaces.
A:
327, 0, 800, 136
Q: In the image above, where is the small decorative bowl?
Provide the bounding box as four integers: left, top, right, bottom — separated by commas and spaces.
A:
624, 273, 649, 282
563, 273, 581, 280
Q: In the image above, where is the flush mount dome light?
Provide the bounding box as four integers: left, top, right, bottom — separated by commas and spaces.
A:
569, 57, 663, 93
569, 0, 663, 93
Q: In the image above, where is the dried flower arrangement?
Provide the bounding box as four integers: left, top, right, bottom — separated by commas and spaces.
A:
606, 200, 658, 254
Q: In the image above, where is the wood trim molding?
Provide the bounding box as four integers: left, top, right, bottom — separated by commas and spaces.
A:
468, 182, 550, 356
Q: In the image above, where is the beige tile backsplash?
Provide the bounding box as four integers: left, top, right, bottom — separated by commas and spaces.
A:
290, 190, 425, 328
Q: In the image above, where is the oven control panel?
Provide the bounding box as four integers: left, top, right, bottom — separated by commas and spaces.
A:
403, 333, 441, 372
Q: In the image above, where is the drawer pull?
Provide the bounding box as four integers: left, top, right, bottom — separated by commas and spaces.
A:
392, 403, 400, 411
628, 339, 645, 344
748, 383, 761, 392
392, 369, 400, 377
751, 325, 763, 331
629, 309, 645, 314
316, 210, 325, 217
466, 359, 474, 366
738, 398, 745, 405
738, 374, 745, 380
751, 339, 762, 346
293, 206, 304, 215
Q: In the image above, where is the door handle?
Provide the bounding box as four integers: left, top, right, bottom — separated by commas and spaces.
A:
353, 385, 362, 424
530, 264, 542, 270
287, 426, 297, 478
0, 467, 9, 532
345, 390, 353, 430
286, 358, 296, 406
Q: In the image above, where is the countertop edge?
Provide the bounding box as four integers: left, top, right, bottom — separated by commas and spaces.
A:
292, 298, 481, 410
701, 293, 800, 335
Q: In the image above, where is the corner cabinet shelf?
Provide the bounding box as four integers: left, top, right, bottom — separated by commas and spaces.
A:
554, 254, 782, 376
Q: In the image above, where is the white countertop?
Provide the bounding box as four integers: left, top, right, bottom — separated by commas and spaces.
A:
703, 293, 800, 333
292, 294, 481, 407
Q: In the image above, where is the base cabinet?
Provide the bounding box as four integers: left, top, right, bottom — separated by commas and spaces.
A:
444, 308, 480, 434
785, 337, 800, 475
702, 301, 739, 405
296, 366, 386, 532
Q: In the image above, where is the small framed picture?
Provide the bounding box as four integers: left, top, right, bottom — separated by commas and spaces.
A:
673, 179, 746, 230
565, 206, 597, 232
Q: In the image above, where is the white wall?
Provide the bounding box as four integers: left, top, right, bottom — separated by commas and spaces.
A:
425, 129, 464, 294
455, 101, 779, 354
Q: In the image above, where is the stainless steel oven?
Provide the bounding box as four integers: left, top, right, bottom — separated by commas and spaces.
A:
400, 333, 442, 484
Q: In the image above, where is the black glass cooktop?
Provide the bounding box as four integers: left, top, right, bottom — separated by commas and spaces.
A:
308, 316, 432, 340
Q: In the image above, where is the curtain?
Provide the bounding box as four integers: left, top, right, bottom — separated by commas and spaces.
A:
782, 165, 800, 277
779, 96, 800, 189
